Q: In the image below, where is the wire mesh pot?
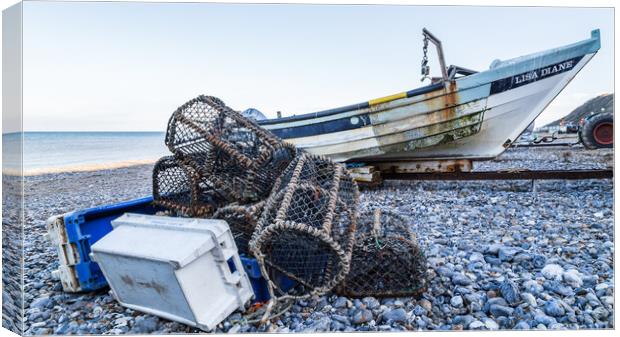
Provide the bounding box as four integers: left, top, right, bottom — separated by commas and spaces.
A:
152, 156, 227, 217
165, 95, 296, 204
336, 209, 428, 298
250, 153, 359, 296
212, 201, 264, 255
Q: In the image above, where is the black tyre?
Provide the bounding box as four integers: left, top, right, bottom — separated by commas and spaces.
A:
580, 112, 613, 149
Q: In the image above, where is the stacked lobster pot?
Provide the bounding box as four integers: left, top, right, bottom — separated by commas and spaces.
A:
152, 94, 427, 304
336, 209, 428, 297
153, 95, 296, 252
249, 153, 359, 298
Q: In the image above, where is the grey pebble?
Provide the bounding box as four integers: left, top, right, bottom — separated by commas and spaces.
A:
544, 300, 566, 317
351, 309, 373, 325
382, 308, 407, 323
302, 317, 331, 332
514, 321, 530, 330
29, 297, 52, 309
562, 270, 583, 288
412, 305, 427, 316
333, 297, 348, 309
132, 316, 159, 333
499, 278, 520, 305
489, 304, 514, 317
450, 296, 463, 308
362, 297, 380, 310
469, 320, 484, 329
498, 246, 520, 261
483, 318, 499, 330
535, 313, 558, 326
521, 292, 538, 307
591, 307, 609, 321
541, 264, 564, 281
452, 274, 472, 286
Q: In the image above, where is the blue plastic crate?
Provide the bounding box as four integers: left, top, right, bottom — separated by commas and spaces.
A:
47, 196, 295, 302
52, 196, 160, 292
241, 257, 297, 302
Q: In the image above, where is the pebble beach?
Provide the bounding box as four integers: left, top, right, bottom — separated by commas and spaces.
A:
3, 145, 614, 334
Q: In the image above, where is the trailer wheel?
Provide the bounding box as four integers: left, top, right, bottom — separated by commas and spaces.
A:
580, 112, 613, 149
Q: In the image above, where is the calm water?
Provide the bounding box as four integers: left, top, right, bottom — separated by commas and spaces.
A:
2, 132, 169, 174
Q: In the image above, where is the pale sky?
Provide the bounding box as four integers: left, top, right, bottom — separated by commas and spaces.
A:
21, 2, 614, 131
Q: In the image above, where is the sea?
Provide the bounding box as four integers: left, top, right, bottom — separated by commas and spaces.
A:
2, 132, 170, 175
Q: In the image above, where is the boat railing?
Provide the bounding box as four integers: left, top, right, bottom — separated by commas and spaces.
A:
447, 65, 478, 80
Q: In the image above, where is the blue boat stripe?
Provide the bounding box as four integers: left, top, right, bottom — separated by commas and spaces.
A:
271, 95, 490, 140
270, 114, 372, 139
258, 82, 444, 126
490, 56, 584, 95
272, 103, 488, 141
405, 82, 445, 97
259, 103, 369, 126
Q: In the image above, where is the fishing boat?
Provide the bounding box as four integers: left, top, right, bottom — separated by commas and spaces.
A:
255, 29, 601, 172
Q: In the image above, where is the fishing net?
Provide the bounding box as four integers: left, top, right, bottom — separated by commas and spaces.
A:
249, 153, 359, 297
152, 155, 227, 217
164, 95, 297, 204
213, 201, 265, 255
336, 209, 428, 297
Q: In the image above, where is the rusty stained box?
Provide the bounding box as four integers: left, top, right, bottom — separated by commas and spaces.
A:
90, 213, 253, 331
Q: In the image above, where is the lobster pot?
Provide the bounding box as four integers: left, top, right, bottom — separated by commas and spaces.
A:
152, 156, 226, 217
213, 201, 264, 255
336, 209, 428, 298
165, 95, 296, 203
250, 153, 359, 295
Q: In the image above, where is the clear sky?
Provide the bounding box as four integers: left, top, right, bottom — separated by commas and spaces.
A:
22, 2, 614, 131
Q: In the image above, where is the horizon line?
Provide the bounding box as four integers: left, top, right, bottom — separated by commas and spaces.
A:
4, 130, 166, 134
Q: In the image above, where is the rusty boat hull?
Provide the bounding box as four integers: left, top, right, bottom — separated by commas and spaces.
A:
258, 30, 601, 163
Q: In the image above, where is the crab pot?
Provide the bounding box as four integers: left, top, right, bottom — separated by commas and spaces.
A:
336, 209, 428, 298
152, 156, 226, 217
250, 153, 359, 295
212, 201, 264, 255
164, 95, 296, 203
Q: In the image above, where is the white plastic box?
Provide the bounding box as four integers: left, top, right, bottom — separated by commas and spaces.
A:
90, 213, 253, 331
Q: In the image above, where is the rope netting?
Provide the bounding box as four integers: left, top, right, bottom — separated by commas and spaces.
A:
213, 201, 265, 255
152, 155, 227, 217
336, 208, 428, 297
249, 153, 359, 297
